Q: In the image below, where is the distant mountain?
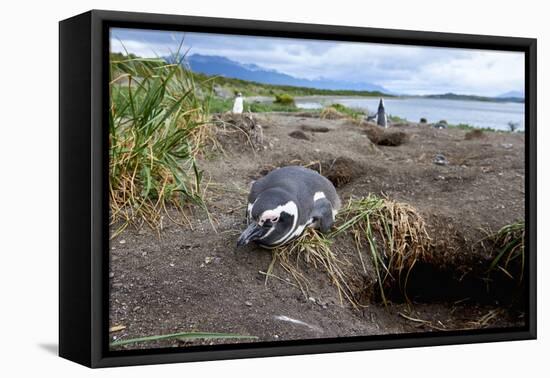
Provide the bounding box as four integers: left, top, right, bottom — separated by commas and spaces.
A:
424, 92, 524, 103
181, 54, 390, 93
497, 90, 525, 99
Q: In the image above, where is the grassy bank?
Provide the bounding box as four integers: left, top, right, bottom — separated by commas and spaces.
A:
207, 96, 302, 113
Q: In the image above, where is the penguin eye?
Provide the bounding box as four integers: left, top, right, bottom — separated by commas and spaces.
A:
272, 216, 279, 223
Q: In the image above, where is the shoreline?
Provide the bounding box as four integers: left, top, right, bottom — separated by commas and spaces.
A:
243, 95, 524, 131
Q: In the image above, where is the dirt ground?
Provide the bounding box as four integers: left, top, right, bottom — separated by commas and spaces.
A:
109, 113, 526, 350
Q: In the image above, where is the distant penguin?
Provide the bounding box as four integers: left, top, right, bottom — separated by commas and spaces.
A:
237, 166, 341, 248
232, 92, 244, 114
377, 98, 388, 128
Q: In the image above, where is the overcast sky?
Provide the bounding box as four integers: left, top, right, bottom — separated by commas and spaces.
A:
110, 28, 524, 97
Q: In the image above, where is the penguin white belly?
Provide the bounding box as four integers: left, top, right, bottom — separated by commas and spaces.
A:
232, 98, 243, 113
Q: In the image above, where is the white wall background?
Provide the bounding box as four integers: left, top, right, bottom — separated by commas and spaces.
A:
0, 0, 546, 376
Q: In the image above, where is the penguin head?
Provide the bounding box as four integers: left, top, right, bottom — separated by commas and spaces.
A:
237, 189, 298, 248
378, 98, 385, 111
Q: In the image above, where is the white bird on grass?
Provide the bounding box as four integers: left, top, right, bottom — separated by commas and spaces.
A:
232, 92, 244, 114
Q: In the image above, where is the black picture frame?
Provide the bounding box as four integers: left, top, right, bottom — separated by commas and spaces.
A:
59, 9, 537, 368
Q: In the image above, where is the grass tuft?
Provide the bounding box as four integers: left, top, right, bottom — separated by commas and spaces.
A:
109, 53, 214, 234
335, 195, 431, 304
266, 194, 432, 307
486, 222, 525, 282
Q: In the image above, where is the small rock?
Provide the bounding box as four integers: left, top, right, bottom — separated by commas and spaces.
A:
169, 263, 175, 267
204, 256, 213, 265
119, 239, 126, 244
109, 272, 115, 279
133, 306, 141, 312
308, 297, 316, 303
501, 143, 513, 149
245, 301, 253, 307
433, 154, 449, 166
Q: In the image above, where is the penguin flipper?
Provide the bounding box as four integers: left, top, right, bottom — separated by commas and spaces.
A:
311, 198, 335, 233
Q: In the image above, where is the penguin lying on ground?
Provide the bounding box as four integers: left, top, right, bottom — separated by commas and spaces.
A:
237, 166, 341, 249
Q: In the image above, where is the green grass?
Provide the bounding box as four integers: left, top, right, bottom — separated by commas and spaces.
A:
206, 95, 300, 114
274, 93, 295, 105
111, 331, 258, 347
447, 123, 498, 132
388, 114, 407, 123
486, 222, 525, 282
250, 101, 299, 112
329, 103, 366, 120
109, 52, 213, 233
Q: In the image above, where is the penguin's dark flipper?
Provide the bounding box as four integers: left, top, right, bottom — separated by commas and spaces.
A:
311, 198, 335, 233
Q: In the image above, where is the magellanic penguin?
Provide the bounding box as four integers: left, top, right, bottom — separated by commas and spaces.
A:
237, 166, 341, 249
232, 92, 244, 114
377, 98, 388, 128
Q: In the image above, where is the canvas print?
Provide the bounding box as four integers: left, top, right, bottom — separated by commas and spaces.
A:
108, 28, 526, 351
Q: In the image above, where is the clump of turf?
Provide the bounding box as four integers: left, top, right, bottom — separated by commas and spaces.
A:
364, 126, 408, 146
335, 195, 431, 303
274, 93, 295, 106
212, 112, 264, 150
265, 194, 432, 307
320, 106, 346, 120
485, 221, 525, 282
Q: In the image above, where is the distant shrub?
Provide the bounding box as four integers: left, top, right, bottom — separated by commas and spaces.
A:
249, 101, 297, 113
420, 117, 428, 123
323, 103, 366, 120
389, 114, 407, 123
274, 93, 295, 105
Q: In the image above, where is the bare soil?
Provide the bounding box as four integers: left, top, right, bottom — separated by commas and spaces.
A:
109, 113, 526, 350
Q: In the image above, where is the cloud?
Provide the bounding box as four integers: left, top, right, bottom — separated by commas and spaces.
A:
110, 28, 524, 96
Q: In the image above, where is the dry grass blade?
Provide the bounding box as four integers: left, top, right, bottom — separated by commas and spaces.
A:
265, 194, 431, 309
267, 228, 359, 308
335, 195, 431, 304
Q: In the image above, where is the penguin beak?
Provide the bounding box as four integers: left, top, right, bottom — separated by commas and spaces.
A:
237, 223, 265, 246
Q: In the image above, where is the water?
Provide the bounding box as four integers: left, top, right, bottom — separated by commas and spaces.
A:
295, 97, 525, 131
